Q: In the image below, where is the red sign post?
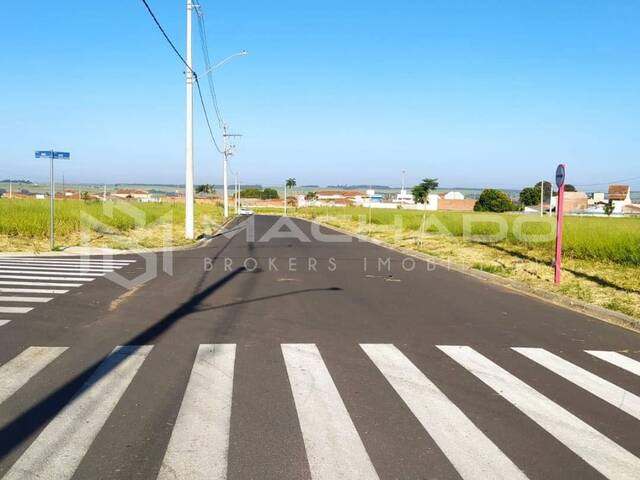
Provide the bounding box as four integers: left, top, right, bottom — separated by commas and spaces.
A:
554, 164, 566, 284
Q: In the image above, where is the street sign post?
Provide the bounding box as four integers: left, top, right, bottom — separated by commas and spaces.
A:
554, 164, 566, 285
35, 150, 71, 249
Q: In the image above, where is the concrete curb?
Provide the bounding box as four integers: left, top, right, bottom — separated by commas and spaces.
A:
303, 217, 640, 333
0, 217, 237, 257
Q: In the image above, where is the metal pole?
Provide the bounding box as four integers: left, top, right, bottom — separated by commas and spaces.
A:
185, 0, 195, 239
223, 125, 229, 218
554, 169, 566, 285
237, 176, 240, 211
50, 153, 55, 249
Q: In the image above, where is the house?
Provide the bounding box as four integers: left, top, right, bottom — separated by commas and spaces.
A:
112, 189, 153, 202
393, 189, 414, 205
562, 192, 589, 212
607, 185, 632, 214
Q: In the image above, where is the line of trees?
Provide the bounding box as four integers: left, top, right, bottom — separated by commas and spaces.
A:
241, 187, 279, 200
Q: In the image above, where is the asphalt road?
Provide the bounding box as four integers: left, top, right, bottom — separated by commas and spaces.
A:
1, 214, 639, 480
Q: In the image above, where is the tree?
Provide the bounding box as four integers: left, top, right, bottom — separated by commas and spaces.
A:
411, 178, 439, 245
305, 191, 318, 201
534, 181, 553, 203
603, 200, 615, 216
519, 187, 539, 206
196, 184, 215, 194
241, 188, 263, 199
474, 189, 515, 212
564, 184, 577, 192
261, 188, 279, 200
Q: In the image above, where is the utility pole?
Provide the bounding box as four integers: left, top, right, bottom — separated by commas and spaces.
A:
284, 182, 287, 216
8, 179, 12, 199
50, 152, 55, 249
540, 180, 544, 216
223, 125, 229, 218
234, 172, 239, 213
103, 184, 107, 202
185, 0, 195, 239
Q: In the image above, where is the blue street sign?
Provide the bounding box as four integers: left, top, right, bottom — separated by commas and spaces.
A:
35, 151, 70, 160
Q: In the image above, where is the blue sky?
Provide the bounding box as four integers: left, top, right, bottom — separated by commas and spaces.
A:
0, 0, 639, 190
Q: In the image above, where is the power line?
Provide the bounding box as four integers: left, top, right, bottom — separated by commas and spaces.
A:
574, 176, 640, 188
139, 0, 223, 153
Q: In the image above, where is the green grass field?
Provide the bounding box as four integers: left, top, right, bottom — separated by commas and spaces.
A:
0, 199, 224, 250
297, 207, 640, 266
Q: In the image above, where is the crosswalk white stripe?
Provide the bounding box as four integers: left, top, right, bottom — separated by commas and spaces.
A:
3, 345, 152, 480
0, 280, 83, 287
0, 259, 126, 265
0, 346, 68, 405
362, 344, 527, 480
586, 351, 640, 377
1, 258, 133, 265
282, 344, 379, 480
0, 307, 33, 314
0, 269, 101, 277
0, 288, 69, 294
439, 346, 640, 480
0, 275, 93, 282
514, 348, 640, 420
0, 320, 9, 327
0, 296, 53, 303
158, 344, 236, 480
0, 264, 116, 272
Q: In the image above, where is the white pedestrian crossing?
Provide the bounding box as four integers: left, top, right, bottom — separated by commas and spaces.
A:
0, 257, 136, 318
0, 269, 101, 277
3, 345, 153, 480
0, 288, 69, 294
439, 345, 640, 480
0, 274, 94, 282
1, 343, 639, 479
0, 296, 53, 303
514, 347, 640, 420
0, 346, 68, 405
0, 280, 83, 287
282, 343, 380, 480
0, 264, 116, 272
0, 306, 33, 314
0, 320, 9, 327
362, 344, 527, 480
586, 350, 640, 377
158, 344, 236, 480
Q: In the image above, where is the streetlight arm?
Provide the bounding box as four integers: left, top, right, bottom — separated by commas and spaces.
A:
203, 50, 248, 75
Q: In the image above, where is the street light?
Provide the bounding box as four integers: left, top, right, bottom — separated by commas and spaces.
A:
203, 50, 248, 219
203, 50, 248, 76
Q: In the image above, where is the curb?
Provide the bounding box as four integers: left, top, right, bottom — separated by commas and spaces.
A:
303, 217, 640, 333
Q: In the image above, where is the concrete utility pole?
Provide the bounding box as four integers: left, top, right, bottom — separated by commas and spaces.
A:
540, 180, 544, 216
284, 182, 287, 216
234, 172, 239, 213
223, 124, 229, 218
8, 180, 12, 199
103, 184, 107, 202
185, 0, 195, 239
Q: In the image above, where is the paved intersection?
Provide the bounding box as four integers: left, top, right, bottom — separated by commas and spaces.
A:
1, 216, 639, 479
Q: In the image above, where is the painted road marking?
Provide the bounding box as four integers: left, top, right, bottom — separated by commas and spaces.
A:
0, 275, 93, 282
0, 346, 68, 405
0, 280, 83, 288
0, 264, 116, 272
0, 320, 9, 327
1, 258, 134, 265
0, 307, 34, 314
3, 345, 153, 480
0, 296, 53, 303
362, 344, 527, 480
0, 270, 101, 277
158, 344, 236, 480
439, 345, 640, 480
586, 351, 640, 377
0, 288, 69, 294
514, 347, 640, 420
282, 343, 379, 480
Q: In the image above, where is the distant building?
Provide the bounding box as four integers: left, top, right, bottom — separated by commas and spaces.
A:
112, 189, 153, 202
393, 189, 414, 205
607, 185, 632, 214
